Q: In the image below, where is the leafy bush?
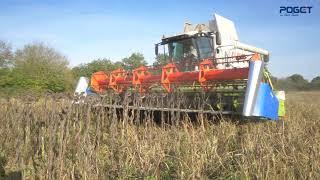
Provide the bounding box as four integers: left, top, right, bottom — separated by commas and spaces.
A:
0, 42, 73, 94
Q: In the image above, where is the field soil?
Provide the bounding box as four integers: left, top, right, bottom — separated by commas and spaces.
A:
0, 91, 319, 179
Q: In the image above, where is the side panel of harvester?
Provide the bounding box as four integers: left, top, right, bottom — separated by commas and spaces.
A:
243, 59, 279, 120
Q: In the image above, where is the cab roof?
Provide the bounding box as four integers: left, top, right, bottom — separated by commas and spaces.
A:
160, 31, 214, 45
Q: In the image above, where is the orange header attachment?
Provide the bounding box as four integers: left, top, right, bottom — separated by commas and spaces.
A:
109, 68, 132, 93
90, 71, 109, 93
132, 66, 161, 93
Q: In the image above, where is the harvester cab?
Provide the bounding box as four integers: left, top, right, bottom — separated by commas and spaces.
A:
155, 14, 269, 71
156, 31, 216, 72
74, 13, 284, 121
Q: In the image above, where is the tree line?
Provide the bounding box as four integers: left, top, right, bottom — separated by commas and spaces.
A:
0, 41, 149, 96
272, 74, 320, 91
0, 40, 319, 96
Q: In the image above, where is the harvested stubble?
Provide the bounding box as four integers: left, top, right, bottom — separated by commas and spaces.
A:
0, 91, 319, 179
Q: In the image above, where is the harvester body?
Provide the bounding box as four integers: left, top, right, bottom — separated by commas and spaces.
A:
74, 14, 281, 120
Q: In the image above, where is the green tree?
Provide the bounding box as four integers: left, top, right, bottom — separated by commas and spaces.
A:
122, 52, 147, 70
310, 76, 320, 89
0, 40, 13, 68
13, 43, 73, 92
153, 53, 170, 67
288, 74, 308, 83
277, 74, 309, 91
0, 41, 16, 96
72, 58, 123, 80
288, 74, 309, 90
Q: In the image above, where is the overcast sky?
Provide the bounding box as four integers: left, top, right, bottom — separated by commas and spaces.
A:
0, 0, 319, 80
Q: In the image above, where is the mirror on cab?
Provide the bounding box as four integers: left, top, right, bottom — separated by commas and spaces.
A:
215, 31, 222, 45
155, 44, 159, 56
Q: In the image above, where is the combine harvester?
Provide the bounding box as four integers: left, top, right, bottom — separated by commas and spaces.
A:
75, 14, 284, 121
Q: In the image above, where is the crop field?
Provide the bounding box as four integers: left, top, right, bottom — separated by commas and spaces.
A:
0, 91, 319, 179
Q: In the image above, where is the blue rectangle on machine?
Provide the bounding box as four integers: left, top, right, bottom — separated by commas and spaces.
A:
253, 83, 279, 120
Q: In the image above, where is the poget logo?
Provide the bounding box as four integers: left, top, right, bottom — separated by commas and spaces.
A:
280, 6, 313, 16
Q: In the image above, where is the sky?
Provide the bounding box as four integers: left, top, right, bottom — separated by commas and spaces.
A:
0, 0, 319, 80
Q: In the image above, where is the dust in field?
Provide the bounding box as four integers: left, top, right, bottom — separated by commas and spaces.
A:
0, 92, 319, 179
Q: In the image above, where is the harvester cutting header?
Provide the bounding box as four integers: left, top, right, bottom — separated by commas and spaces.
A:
75, 14, 283, 121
